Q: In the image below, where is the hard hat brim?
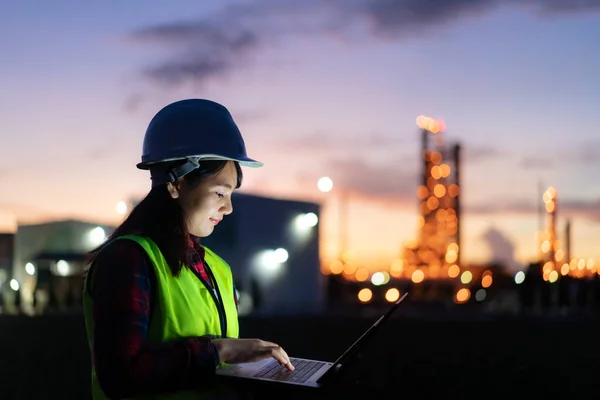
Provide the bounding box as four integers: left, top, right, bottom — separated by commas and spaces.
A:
137, 154, 263, 170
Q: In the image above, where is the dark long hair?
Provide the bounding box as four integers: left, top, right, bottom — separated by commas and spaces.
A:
89, 160, 243, 276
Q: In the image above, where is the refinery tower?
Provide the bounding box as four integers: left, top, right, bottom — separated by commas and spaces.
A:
397, 116, 462, 284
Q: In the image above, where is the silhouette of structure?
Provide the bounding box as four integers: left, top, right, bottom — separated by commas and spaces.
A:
537, 186, 596, 281
202, 192, 323, 315
322, 116, 516, 307
397, 116, 462, 281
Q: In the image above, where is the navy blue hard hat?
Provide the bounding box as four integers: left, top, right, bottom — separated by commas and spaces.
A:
136, 99, 263, 179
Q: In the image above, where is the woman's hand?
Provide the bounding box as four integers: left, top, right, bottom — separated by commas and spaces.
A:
212, 338, 295, 371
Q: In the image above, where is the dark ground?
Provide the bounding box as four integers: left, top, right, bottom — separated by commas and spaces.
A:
1, 310, 599, 399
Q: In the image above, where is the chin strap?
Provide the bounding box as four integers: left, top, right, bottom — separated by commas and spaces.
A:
151, 157, 201, 187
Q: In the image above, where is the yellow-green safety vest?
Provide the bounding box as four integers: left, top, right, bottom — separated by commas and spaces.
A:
82, 234, 239, 400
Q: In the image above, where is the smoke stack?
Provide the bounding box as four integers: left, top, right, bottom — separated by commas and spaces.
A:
547, 188, 557, 266
565, 219, 571, 262
422, 129, 429, 188
453, 143, 461, 265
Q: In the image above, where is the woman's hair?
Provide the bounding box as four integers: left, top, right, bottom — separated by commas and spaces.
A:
88, 159, 243, 276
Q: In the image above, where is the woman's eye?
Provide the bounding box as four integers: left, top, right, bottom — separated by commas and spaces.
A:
216, 193, 224, 198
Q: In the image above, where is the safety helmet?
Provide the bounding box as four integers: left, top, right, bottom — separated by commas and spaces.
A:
137, 99, 262, 184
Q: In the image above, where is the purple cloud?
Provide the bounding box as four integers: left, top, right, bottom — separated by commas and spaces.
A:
128, 0, 600, 87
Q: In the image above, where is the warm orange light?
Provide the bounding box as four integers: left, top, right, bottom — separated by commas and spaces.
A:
430, 152, 442, 164
570, 258, 578, 270
358, 288, 373, 303
428, 119, 440, 134
456, 288, 470, 303
330, 260, 343, 274
440, 164, 451, 177
448, 184, 459, 197
431, 166, 442, 179
541, 241, 551, 253
355, 268, 369, 282
481, 275, 493, 288
427, 196, 440, 210
448, 264, 460, 278
433, 184, 446, 198
385, 288, 400, 302
543, 187, 556, 203
445, 251, 458, 264
411, 269, 425, 283
416, 115, 444, 134
343, 262, 356, 275
555, 249, 564, 262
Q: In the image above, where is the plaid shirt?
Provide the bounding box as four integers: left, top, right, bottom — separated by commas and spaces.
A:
89, 236, 238, 398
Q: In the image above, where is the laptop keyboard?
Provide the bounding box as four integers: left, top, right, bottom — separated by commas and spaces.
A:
252, 358, 326, 383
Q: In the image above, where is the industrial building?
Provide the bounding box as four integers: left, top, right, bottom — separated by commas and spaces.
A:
5, 192, 323, 316
202, 192, 323, 315
11, 219, 114, 314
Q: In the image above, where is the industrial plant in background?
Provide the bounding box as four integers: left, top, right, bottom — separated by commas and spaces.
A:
515, 185, 600, 313
389, 115, 505, 305
323, 118, 600, 312
323, 115, 522, 309
536, 186, 596, 281
399, 116, 463, 286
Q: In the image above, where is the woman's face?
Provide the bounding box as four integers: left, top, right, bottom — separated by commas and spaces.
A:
168, 161, 238, 237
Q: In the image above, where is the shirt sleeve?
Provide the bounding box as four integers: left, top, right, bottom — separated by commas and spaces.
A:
89, 238, 221, 399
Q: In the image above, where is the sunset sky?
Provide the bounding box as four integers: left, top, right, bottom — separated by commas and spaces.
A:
1, 0, 599, 271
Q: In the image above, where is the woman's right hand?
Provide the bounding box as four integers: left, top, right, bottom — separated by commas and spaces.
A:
212, 338, 295, 371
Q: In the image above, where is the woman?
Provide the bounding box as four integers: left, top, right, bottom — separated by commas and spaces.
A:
82, 99, 294, 400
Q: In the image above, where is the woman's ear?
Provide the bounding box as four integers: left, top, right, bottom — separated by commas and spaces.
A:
166, 180, 183, 199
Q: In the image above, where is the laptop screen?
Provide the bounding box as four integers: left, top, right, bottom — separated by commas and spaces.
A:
317, 292, 408, 383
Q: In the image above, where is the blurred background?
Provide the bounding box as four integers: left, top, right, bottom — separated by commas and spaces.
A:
1, 0, 599, 398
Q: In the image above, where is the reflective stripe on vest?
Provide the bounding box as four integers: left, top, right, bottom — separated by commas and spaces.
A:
82, 234, 239, 400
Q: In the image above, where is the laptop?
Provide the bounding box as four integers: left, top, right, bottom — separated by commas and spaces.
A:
216, 292, 408, 388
